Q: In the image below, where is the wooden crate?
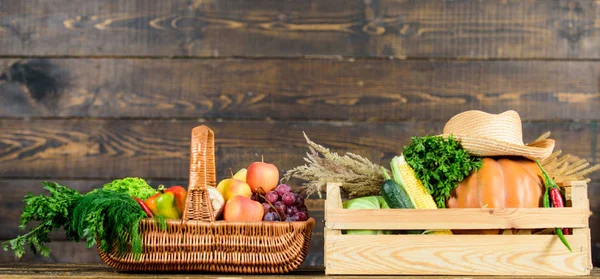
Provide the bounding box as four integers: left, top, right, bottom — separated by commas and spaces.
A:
324, 181, 592, 276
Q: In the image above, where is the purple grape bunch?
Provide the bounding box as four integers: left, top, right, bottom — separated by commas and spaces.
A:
261, 184, 309, 222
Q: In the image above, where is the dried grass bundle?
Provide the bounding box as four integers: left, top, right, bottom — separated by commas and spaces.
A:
534, 132, 600, 184
282, 132, 386, 199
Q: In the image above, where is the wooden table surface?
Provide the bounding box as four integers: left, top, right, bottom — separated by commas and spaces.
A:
0, 264, 599, 279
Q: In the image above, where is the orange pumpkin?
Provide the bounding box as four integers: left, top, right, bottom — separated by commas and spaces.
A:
447, 157, 544, 234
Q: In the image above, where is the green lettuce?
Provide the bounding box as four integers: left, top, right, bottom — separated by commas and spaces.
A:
342, 196, 392, 235
102, 177, 157, 200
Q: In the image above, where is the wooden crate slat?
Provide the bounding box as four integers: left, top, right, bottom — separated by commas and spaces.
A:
570, 181, 590, 209
326, 207, 590, 230
325, 234, 591, 276
324, 182, 593, 275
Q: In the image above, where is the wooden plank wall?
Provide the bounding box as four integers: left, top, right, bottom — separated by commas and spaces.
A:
0, 0, 599, 268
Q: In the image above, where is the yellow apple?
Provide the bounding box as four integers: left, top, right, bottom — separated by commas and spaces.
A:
216, 178, 232, 197
223, 179, 252, 201
233, 168, 247, 181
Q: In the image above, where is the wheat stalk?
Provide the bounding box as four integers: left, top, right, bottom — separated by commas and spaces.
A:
536, 132, 600, 184
282, 132, 387, 199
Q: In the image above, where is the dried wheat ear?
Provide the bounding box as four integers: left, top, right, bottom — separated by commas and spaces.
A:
534, 131, 600, 184
282, 132, 386, 199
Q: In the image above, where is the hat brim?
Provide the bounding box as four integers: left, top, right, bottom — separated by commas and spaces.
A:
439, 134, 555, 161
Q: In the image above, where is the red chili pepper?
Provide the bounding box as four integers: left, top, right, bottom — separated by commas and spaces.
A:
549, 188, 570, 235
536, 160, 572, 251
550, 188, 572, 235
134, 197, 154, 218
549, 188, 564, 208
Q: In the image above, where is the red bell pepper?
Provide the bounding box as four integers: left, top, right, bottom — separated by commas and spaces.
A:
143, 185, 183, 219
163, 185, 187, 215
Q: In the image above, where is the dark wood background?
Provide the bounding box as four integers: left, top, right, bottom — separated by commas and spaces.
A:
1, 0, 599, 268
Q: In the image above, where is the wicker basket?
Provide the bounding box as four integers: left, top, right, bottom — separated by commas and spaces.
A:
98, 125, 316, 273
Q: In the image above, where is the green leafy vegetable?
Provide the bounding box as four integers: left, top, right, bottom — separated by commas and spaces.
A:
376, 196, 390, 209
1, 182, 82, 258
403, 135, 483, 208
68, 189, 147, 258
343, 196, 391, 235
3, 180, 163, 260
102, 177, 157, 200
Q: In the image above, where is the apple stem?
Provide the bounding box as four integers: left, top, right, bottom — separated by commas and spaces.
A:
229, 168, 233, 178
261, 155, 264, 163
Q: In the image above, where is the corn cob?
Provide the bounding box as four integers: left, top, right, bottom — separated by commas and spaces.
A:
391, 155, 453, 235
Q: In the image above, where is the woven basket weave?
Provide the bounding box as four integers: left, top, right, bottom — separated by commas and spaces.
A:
98, 125, 316, 273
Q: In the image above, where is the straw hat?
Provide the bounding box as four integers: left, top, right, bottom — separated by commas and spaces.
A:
441, 110, 555, 161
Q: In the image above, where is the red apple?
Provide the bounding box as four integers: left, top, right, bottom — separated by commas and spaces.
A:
246, 161, 279, 193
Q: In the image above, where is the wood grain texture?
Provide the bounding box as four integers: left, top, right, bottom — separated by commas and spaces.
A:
324, 234, 591, 276
0, 243, 103, 265
1, 264, 599, 279
1, 0, 600, 59
1, 59, 600, 121
0, 119, 597, 180
326, 207, 590, 230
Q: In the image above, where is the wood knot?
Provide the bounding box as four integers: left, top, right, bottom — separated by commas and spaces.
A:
0, 59, 70, 110
556, 19, 592, 44
362, 22, 385, 35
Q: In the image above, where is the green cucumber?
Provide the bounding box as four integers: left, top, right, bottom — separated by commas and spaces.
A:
381, 168, 422, 234
381, 168, 415, 209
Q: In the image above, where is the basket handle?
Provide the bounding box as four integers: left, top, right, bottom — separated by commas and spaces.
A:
182, 125, 216, 222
